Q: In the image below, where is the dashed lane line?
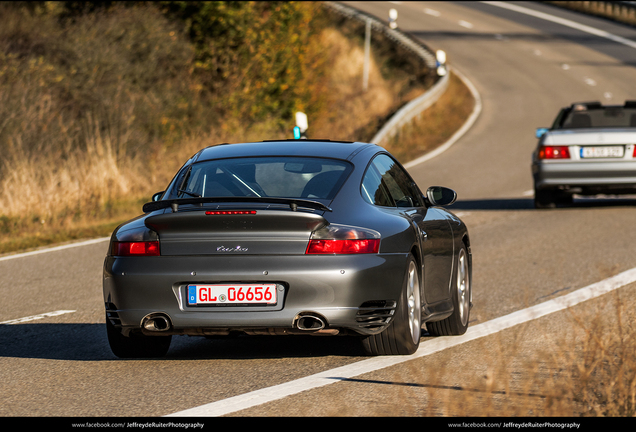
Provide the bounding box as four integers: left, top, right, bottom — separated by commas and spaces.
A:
0, 310, 76, 325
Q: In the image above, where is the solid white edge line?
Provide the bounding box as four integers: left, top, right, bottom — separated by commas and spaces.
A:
481, 1, 636, 50
0, 237, 110, 262
403, 66, 482, 170
166, 266, 636, 417
0, 310, 76, 325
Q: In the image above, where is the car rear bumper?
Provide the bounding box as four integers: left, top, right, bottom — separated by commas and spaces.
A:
103, 253, 409, 336
533, 160, 636, 192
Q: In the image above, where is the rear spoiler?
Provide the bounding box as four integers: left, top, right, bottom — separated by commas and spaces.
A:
142, 197, 332, 213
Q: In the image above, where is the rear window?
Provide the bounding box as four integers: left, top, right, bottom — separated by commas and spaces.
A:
556, 106, 636, 129
167, 157, 352, 201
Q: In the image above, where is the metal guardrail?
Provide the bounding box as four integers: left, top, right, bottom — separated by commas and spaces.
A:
322, 2, 438, 69
546, 1, 636, 26
323, 2, 451, 146
371, 73, 449, 146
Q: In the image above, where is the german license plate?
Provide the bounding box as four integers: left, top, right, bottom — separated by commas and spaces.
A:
187, 284, 277, 305
580, 146, 624, 158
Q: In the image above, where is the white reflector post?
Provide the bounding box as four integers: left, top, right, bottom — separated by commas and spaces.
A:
295, 112, 308, 133
389, 9, 398, 29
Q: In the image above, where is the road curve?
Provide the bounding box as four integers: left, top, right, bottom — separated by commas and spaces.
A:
2, 1, 636, 418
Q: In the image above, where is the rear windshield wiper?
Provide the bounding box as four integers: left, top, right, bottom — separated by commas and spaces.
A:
142, 197, 332, 213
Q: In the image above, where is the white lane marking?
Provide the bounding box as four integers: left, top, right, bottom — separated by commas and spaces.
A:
482, 1, 636, 50
459, 20, 474, 29
404, 66, 482, 169
0, 310, 76, 325
424, 8, 441, 17
167, 266, 636, 417
0, 237, 110, 262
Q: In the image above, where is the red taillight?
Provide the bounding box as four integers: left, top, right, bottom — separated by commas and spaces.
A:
205, 210, 257, 215
112, 241, 160, 256
306, 239, 380, 254
538, 146, 570, 159
305, 224, 381, 255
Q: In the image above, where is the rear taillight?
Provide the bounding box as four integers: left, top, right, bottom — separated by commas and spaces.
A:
306, 239, 379, 254
538, 146, 570, 159
306, 224, 380, 255
112, 241, 160, 256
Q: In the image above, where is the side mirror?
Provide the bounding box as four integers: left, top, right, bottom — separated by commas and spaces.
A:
426, 186, 457, 207
535, 127, 548, 139
152, 191, 164, 202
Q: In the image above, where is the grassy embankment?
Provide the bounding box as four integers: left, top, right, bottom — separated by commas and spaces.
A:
0, 2, 473, 255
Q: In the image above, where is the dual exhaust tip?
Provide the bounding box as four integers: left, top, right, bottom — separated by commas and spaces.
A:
142, 312, 331, 334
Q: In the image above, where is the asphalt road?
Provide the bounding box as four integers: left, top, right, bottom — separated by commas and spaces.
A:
2, 1, 636, 418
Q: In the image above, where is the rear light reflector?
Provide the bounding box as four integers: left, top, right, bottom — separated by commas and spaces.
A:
205, 211, 257, 215
112, 241, 160, 256
538, 146, 570, 159
306, 239, 380, 254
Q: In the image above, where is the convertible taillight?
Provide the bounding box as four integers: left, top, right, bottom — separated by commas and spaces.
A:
538, 146, 570, 159
112, 241, 160, 256
306, 224, 380, 255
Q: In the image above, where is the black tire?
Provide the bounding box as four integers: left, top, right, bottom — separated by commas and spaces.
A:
427, 243, 471, 336
106, 313, 172, 358
361, 255, 421, 355
534, 188, 556, 209
535, 188, 572, 209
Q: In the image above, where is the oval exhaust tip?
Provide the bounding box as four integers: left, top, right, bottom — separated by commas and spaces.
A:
295, 314, 326, 331
142, 314, 171, 332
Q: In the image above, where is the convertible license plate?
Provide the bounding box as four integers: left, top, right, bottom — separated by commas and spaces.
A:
187, 284, 277, 305
580, 146, 624, 158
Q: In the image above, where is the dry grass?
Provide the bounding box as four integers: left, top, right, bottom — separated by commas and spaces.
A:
383, 71, 474, 164
309, 28, 428, 142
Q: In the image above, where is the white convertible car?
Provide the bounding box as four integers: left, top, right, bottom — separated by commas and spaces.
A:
532, 101, 636, 208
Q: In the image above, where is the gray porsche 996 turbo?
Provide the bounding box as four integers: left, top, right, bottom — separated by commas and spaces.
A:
103, 140, 472, 357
